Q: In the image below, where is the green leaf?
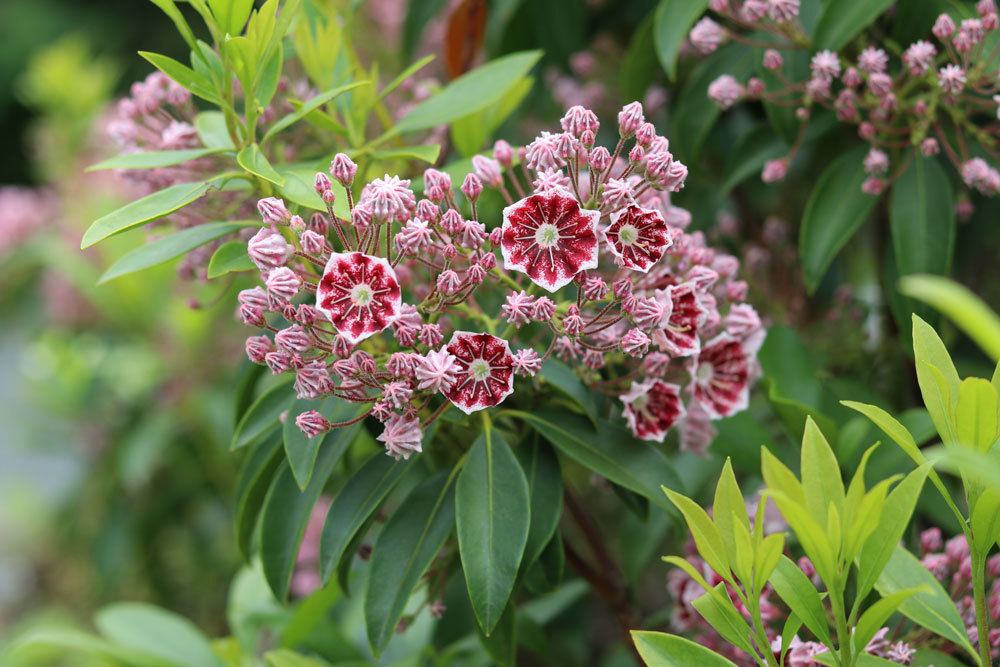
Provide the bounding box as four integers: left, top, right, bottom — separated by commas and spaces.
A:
712, 459, 750, 570
318, 452, 413, 583
210, 0, 254, 36
237, 143, 285, 186
277, 165, 349, 218
631, 631, 737, 666
913, 315, 961, 446
234, 433, 284, 559
98, 221, 250, 283
856, 465, 929, 600
9, 627, 172, 666
621, 11, 659, 102
95, 603, 223, 667
691, 584, 758, 655
652, 0, 710, 81
972, 487, 1000, 550
911, 648, 974, 667
875, 545, 977, 661
149, 0, 199, 51
397, 51, 542, 133
903, 276, 1000, 362
813, 0, 895, 50
263, 649, 329, 667
476, 601, 517, 667
87, 148, 228, 171
801, 416, 844, 524
82, 179, 220, 249
207, 240, 254, 278
956, 378, 999, 452
371, 145, 442, 164
262, 81, 370, 143
770, 555, 833, 646
456, 429, 530, 634
721, 127, 787, 194
196, 111, 236, 149
890, 156, 955, 277
539, 358, 598, 422
854, 588, 924, 653
260, 406, 364, 600
378, 54, 435, 102
800, 145, 878, 292
365, 471, 456, 654
511, 409, 682, 511
517, 439, 563, 567
451, 75, 533, 158
663, 487, 729, 579
139, 51, 223, 105
670, 43, 754, 159
231, 380, 294, 450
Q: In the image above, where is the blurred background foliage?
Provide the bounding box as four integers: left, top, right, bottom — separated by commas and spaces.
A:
3, 0, 1000, 665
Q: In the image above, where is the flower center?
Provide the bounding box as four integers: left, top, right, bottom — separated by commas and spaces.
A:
469, 358, 492, 382
534, 223, 560, 248
696, 362, 714, 383
350, 283, 374, 306
617, 223, 639, 246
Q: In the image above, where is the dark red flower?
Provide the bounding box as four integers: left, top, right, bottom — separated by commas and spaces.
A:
688, 333, 752, 419
620, 379, 686, 442
316, 252, 402, 344
604, 204, 673, 272
500, 192, 600, 292
442, 331, 515, 414
651, 282, 706, 357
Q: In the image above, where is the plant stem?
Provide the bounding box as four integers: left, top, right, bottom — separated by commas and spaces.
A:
973, 547, 992, 667
830, 584, 852, 667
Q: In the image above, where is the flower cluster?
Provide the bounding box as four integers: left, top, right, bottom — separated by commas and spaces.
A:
668, 497, 916, 666
692, 1, 1000, 203
0, 186, 58, 256
920, 528, 1000, 659
238, 102, 763, 459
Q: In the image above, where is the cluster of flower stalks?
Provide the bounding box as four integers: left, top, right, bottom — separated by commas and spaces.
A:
237, 103, 765, 459
694, 0, 1000, 200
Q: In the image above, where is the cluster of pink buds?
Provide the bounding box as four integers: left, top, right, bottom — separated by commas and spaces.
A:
692, 1, 1000, 204
0, 186, 58, 256
239, 102, 764, 459
920, 528, 1000, 659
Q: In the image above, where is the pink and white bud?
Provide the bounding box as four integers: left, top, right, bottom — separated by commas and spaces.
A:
248, 228, 293, 270
861, 177, 886, 195
245, 335, 273, 363
493, 140, 514, 166
414, 348, 460, 392
257, 197, 291, 224
275, 325, 312, 354
502, 290, 535, 327
512, 349, 542, 376
471, 155, 503, 187
621, 329, 650, 356
296, 410, 331, 438
617, 101, 645, 137
560, 105, 600, 138
562, 305, 585, 336
314, 172, 332, 196
461, 173, 483, 202
265, 349, 295, 374
921, 138, 940, 156
378, 414, 423, 460
762, 49, 783, 71
531, 297, 556, 321
768, 0, 799, 22
589, 146, 612, 173
266, 267, 302, 301
933, 13, 956, 39
330, 153, 357, 186
761, 158, 788, 183
708, 75, 744, 110
299, 229, 327, 256
689, 17, 726, 54
583, 276, 609, 300
437, 270, 463, 295
741, 0, 768, 21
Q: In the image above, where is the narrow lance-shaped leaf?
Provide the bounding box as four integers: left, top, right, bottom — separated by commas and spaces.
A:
237, 143, 285, 186
631, 631, 738, 667
769, 556, 833, 646
456, 428, 530, 635
87, 148, 228, 171
365, 471, 456, 655
652, 0, 711, 81
813, 0, 896, 51
231, 380, 295, 450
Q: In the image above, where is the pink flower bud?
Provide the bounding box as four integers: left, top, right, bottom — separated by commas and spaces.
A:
531, 297, 556, 321
579, 130, 596, 148
621, 329, 650, 356
589, 146, 612, 172
488, 227, 503, 246
933, 13, 956, 39
299, 229, 327, 256
861, 177, 885, 195
920, 138, 940, 156
289, 215, 306, 233
296, 304, 321, 325
245, 335, 273, 363
296, 410, 331, 438
248, 228, 293, 270
617, 101, 645, 137
461, 173, 483, 202
583, 276, 609, 300
265, 349, 295, 374
562, 305, 585, 335
330, 153, 357, 186
437, 270, 463, 295
762, 49, 783, 70
478, 251, 496, 270
257, 197, 291, 224
275, 325, 312, 353
761, 159, 788, 183
314, 172, 332, 195
512, 349, 542, 376
265, 266, 302, 301
309, 212, 330, 235
493, 140, 514, 166
628, 145, 645, 163
746, 77, 765, 98
471, 155, 503, 187
858, 122, 876, 140
440, 209, 464, 235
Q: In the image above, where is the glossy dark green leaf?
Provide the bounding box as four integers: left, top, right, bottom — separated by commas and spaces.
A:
891, 156, 954, 278
652, 0, 710, 81
98, 221, 250, 283
234, 434, 284, 559
510, 409, 681, 512
95, 603, 223, 667
397, 51, 542, 133
476, 601, 517, 667
539, 358, 598, 422
632, 630, 737, 666
260, 411, 364, 600
318, 452, 413, 583
875, 545, 977, 661
231, 380, 294, 450
237, 143, 285, 186
283, 397, 338, 490
207, 240, 254, 278
621, 11, 659, 102
82, 179, 221, 249
813, 0, 894, 51
669, 43, 754, 159
365, 471, 456, 654
456, 429, 530, 634
722, 127, 787, 193
517, 439, 562, 567
800, 145, 877, 292
87, 148, 228, 171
